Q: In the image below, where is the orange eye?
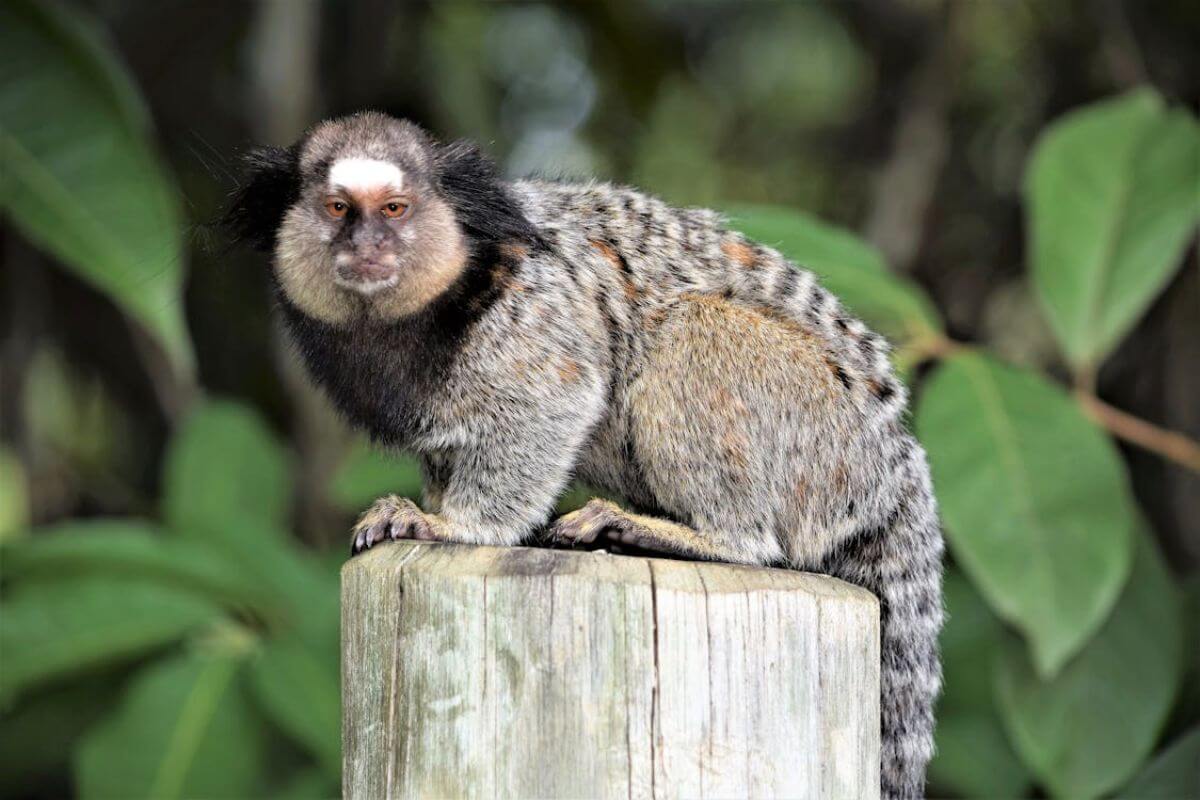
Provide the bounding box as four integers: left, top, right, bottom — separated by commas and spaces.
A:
381, 200, 411, 219
325, 200, 348, 219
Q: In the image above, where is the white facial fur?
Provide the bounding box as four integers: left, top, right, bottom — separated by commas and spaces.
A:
274, 171, 469, 325
328, 158, 405, 194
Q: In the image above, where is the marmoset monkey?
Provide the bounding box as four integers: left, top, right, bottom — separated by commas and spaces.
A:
227, 112, 942, 799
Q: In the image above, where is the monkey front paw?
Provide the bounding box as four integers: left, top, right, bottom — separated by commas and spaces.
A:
350, 495, 439, 555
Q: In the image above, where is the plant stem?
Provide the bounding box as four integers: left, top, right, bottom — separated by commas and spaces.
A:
903, 332, 1200, 474
126, 319, 197, 426
1075, 391, 1200, 473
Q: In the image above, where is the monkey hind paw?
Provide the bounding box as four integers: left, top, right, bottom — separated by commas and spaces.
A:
548, 498, 658, 551
350, 495, 438, 555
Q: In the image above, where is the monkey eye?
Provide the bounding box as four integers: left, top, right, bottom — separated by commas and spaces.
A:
381, 200, 412, 219
325, 199, 349, 219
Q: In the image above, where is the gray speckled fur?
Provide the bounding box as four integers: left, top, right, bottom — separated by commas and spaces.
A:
256, 117, 943, 799
393, 179, 942, 799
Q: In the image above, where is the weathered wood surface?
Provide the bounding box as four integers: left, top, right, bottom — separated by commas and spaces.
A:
342, 542, 880, 799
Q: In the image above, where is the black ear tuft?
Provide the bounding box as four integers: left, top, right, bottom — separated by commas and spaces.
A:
222, 145, 301, 253
436, 141, 539, 249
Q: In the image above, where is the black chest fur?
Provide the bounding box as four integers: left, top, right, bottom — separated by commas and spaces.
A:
280, 300, 454, 446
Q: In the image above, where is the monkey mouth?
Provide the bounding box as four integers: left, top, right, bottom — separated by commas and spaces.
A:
334, 258, 400, 295
336, 273, 400, 296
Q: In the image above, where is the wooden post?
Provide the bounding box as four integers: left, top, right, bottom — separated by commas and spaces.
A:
342, 542, 880, 799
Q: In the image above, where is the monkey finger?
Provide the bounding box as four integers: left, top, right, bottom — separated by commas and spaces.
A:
351, 527, 369, 555
547, 512, 603, 544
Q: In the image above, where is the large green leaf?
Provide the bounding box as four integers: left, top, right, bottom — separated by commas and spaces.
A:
727, 205, 943, 343
928, 569, 1030, 799
239, 528, 340, 645
1026, 88, 1200, 369
273, 766, 341, 799
75, 648, 269, 799
164, 400, 292, 543
2, 519, 278, 618
0, 577, 222, 703
162, 399, 342, 642
996, 534, 1184, 799
0, 0, 193, 376
328, 439, 423, 513
1116, 726, 1200, 799
917, 351, 1135, 676
249, 633, 341, 777
0, 673, 121, 795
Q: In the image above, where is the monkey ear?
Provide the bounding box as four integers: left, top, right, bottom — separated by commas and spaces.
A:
223, 145, 300, 253
436, 140, 539, 248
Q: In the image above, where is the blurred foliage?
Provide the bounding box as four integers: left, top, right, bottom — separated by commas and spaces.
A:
2, 403, 341, 798
996, 533, 1184, 798
1, 1, 1198, 799
929, 570, 1032, 798
327, 441, 423, 515
917, 351, 1136, 676
1027, 89, 1200, 371
0, 0, 193, 378
0, 448, 29, 541
1115, 726, 1200, 799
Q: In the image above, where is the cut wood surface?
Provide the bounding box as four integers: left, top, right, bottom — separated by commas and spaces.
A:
342, 541, 880, 799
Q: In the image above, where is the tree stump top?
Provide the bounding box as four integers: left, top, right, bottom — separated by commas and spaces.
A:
342, 541, 880, 799
342, 540, 879, 601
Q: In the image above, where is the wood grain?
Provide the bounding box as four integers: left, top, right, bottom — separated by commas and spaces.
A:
342, 542, 880, 799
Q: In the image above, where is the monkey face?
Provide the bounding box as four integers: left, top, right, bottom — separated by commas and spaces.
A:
229, 112, 469, 325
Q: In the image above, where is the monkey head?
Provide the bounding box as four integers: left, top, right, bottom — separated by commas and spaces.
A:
227, 112, 517, 326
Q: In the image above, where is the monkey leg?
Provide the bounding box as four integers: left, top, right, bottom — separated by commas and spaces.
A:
616, 294, 870, 568
549, 498, 747, 562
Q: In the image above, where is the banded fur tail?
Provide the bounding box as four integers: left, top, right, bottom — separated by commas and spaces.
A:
818, 442, 944, 799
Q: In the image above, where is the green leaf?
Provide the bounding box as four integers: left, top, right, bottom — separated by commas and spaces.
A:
0, 447, 29, 542
996, 533, 1184, 799
1172, 576, 1200, 736
917, 351, 1135, 676
0, 577, 223, 703
0, 674, 121, 795
249, 634, 341, 777
1116, 726, 1200, 799
728, 204, 888, 273
2, 519, 278, 617
75, 649, 269, 800
162, 400, 340, 641
0, 0, 193, 376
929, 569, 1031, 798
1026, 88, 1200, 369
164, 400, 292, 542
328, 439, 423, 513
273, 766, 340, 799
726, 205, 943, 343
932, 715, 1030, 800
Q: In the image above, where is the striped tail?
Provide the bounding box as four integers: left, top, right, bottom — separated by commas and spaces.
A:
818, 442, 944, 799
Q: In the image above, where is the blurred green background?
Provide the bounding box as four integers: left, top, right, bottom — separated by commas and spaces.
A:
1, 0, 1198, 798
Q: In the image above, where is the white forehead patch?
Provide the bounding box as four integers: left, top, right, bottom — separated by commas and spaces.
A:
328, 158, 404, 192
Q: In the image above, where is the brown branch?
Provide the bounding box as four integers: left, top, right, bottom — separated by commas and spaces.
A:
1076, 391, 1200, 474
894, 333, 964, 371
901, 333, 1200, 474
